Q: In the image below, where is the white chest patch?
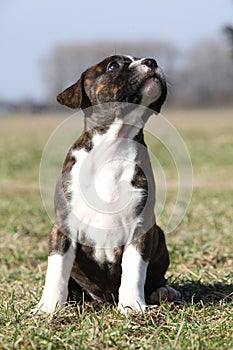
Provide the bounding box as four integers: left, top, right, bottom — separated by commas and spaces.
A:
67, 121, 144, 250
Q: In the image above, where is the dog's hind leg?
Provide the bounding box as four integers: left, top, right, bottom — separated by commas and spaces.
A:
33, 225, 75, 314
145, 225, 181, 304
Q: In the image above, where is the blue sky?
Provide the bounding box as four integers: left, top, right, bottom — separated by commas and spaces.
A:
0, 0, 232, 101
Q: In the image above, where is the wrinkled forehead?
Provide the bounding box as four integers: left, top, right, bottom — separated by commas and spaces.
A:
121, 55, 141, 62
104, 54, 141, 64
87, 55, 141, 73
85, 55, 141, 78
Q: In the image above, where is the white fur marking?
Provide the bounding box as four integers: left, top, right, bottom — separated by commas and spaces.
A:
118, 245, 148, 313
140, 76, 162, 107
94, 247, 117, 266
68, 121, 144, 248
124, 55, 134, 62
128, 58, 163, 106
34, 246, 75, 313
128, 58, 144, 69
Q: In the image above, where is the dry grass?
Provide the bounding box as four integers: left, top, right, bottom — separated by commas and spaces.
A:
0, 108, 232, 349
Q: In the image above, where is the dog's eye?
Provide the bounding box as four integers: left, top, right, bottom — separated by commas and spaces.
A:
107, 61, 121, 72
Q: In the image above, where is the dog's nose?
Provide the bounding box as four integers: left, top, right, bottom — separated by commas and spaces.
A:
141, 58, 157, 69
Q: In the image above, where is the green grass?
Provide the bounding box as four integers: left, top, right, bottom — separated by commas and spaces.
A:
0, 110, 232, 349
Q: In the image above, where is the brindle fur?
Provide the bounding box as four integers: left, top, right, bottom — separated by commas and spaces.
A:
49, 55, 170, 305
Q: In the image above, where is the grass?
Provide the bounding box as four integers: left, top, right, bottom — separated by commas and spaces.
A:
0, 109, 233, 349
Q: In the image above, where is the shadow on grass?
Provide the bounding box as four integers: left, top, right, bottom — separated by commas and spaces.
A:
172, 280, 233, 305
68, 277, 233, 309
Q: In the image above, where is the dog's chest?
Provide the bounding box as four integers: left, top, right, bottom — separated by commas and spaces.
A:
67, 122, 144, 248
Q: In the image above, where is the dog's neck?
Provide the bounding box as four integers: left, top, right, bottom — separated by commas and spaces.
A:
83, 103, 153, 139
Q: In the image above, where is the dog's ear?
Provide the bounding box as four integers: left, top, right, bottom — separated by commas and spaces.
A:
56, 73, 91, 109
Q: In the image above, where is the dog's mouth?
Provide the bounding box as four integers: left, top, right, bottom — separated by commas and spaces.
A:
141, 69, 165, 88
142, 75, 160, 88
138, 70, 164, 106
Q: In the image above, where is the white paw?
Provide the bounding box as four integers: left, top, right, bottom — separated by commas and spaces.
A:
149, 286, 181, 304
118, 297, 147, 314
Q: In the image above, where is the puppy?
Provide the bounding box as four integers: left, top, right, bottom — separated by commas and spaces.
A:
35, 55, 180, 314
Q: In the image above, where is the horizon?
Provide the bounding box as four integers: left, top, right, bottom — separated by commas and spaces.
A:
1, 0, 233, 101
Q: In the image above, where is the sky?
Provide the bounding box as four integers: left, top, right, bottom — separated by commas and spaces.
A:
0, 0, 233, 101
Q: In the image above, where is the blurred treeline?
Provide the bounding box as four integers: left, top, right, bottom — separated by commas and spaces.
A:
1, 37, 233, 114
41, 38, 233, 109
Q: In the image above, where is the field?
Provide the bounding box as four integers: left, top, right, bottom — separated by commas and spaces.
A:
0, 108, 232, 349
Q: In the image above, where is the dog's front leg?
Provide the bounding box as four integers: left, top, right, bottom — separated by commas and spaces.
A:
118, 244, 148, 313
33, 225, 75, 314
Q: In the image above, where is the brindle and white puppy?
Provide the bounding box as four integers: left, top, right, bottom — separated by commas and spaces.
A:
35, 55, 180, 314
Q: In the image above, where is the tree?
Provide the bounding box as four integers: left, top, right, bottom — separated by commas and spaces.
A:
223, 0, 233, 60
41, 39, 233, 107
171, 39, 233, 106
224, 25, 233, 60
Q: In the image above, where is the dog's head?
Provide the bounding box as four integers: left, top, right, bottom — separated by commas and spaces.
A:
57, 55, 167, 115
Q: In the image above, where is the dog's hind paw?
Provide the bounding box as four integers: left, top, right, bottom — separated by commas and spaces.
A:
149, 286, 181, 304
